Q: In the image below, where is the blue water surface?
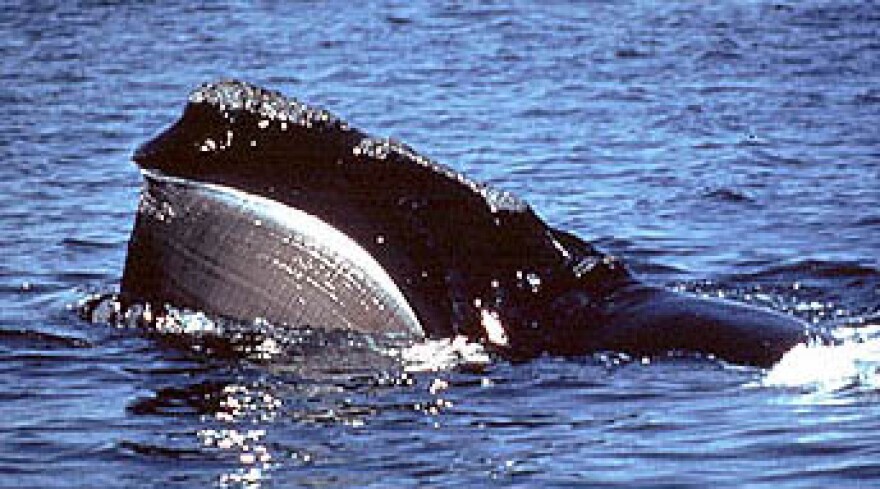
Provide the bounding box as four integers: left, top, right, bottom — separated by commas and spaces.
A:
1, 1, 879, 487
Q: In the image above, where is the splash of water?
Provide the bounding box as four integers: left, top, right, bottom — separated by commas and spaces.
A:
762, 324, 880, 396
395, 335, 492, 373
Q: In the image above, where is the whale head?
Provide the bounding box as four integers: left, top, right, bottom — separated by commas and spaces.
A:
127, 80, 622, 351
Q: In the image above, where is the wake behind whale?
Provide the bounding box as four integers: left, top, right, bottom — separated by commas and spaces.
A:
120, 80, 811, 367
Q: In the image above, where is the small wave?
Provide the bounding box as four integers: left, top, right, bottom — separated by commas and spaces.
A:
692, 141, 725, 150
737, 133, 770, 147
697, 49, 743, 63
0, 327, 91, 349
117, 440, 210, 461
854, 88, 880, 105
701, 187, 757, 204
752, 149, 807, 167
721, 260, 879, 290
855, 215, 880, 227
385, 15, 413, 26
614, 48, 649, 59
60, 237, 123, 250
762, 325, 880, 397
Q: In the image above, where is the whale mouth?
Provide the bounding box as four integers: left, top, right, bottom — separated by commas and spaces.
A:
125, 168, 424, 337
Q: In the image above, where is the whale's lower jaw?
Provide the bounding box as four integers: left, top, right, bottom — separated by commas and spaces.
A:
121, 170, 424, 338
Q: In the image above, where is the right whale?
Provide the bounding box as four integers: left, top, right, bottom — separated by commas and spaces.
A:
122, 80, 810, 367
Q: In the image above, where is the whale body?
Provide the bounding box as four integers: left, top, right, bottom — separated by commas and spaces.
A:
122, 80, 809, 367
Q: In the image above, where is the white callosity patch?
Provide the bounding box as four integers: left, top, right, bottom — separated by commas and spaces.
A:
188, 80, 348, 132
516, 270, 542, 293
480, 309, 509, 347
137, 187, 176, 222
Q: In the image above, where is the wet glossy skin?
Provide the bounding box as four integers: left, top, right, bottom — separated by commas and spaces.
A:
124, 80, 809, 366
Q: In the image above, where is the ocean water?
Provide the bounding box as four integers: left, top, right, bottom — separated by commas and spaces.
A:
1, 1, 879, 487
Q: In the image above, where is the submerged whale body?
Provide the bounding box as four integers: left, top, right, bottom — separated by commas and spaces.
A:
122, 80, 808, 367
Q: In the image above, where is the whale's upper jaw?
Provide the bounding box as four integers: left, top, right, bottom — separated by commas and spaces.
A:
132, 80, 362, 188
131, 80, 528, 214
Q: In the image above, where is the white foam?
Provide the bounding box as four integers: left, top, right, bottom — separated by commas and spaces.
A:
762, 324, 880, 395
396, 335, 491, 372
